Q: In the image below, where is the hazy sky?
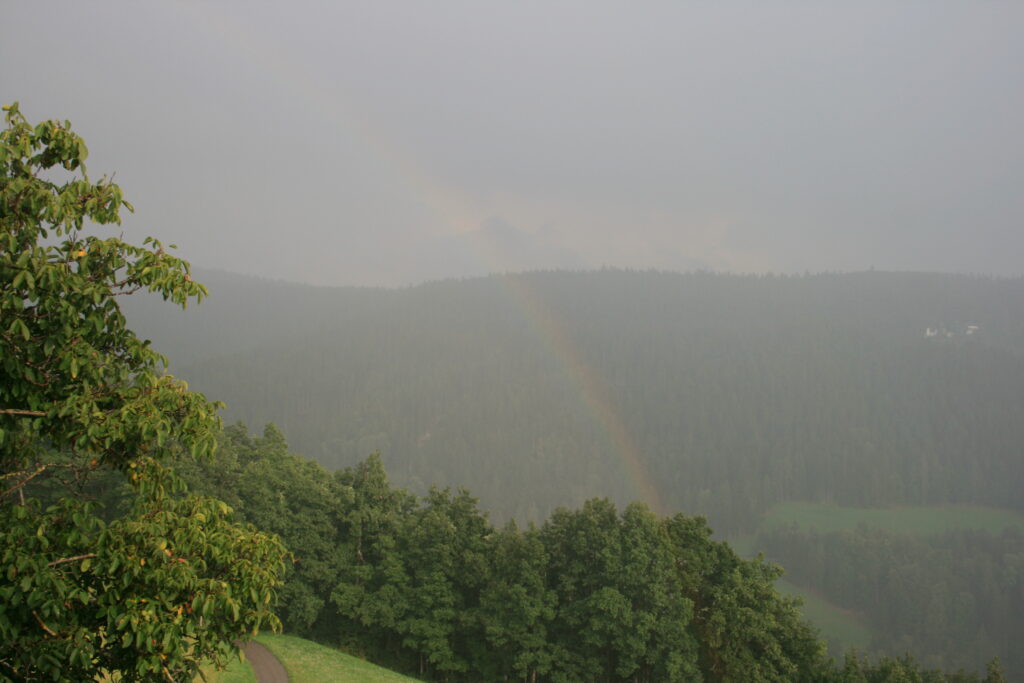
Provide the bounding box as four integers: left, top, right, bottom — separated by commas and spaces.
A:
4, 2, 1022, 286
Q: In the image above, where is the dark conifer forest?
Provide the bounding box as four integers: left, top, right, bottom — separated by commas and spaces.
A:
122, 268, 1024, 679
127, 269, 1024, 530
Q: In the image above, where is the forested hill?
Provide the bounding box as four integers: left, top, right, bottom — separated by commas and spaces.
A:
124, 269, 1024, 532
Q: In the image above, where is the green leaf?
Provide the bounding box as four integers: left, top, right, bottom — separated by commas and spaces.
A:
0, 103, 284, 682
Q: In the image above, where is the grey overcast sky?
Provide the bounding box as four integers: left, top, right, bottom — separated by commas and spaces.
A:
3, 1, 1022, 286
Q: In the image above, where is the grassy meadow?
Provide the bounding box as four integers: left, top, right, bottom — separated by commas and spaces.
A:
202, 654, 256, 682
761, 502, 1024, 536
776, 579, 872, 655
728, 502, 1024, 660
203, 635, 418, 682
258, 634, 418, 682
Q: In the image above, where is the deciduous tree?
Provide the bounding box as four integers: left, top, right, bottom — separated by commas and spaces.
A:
0, 102, 286, 681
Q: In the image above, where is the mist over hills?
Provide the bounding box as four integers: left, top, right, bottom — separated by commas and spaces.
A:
125, 268, 1024, 533
10, 2, 1024, 677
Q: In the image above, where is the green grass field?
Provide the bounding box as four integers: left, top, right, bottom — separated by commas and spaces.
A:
723, 536, 874, 657
761, 502, 1024, 536
709, 531, 876, 660
776, 578, 872, 655
202, 653, 256, 683
746, 502, 1024, 659
257, 634, 419, 682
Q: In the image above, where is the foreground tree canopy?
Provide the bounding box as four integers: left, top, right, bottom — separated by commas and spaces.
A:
0, 103, 287, 680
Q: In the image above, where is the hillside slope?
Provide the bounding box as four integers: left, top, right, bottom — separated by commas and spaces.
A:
126, 269, 1024, 532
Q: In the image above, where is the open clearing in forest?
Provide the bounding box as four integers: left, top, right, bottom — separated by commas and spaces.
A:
723, 533, 874, 658
776, 579, 872, 655
741, 502, 1024, 659
761, 502, 1024, 535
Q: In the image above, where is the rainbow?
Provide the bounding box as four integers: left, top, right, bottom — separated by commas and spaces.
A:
175, 5, 666, 516
492, 270, 667, 517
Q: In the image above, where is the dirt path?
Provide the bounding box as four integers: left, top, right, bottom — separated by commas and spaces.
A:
242, 641, 289, 683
